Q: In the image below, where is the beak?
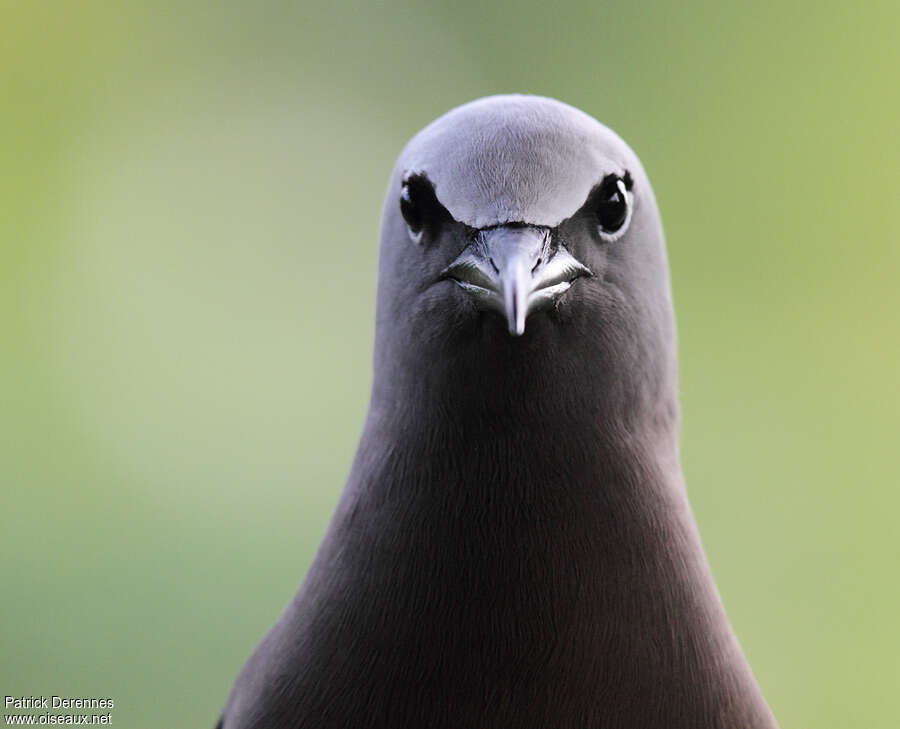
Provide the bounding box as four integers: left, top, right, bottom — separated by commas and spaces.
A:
441, 225, 592, 336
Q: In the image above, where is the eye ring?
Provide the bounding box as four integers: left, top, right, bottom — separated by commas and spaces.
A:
595, 173, 633, 241
399, 182, 424, 244
399, 174, 446, 245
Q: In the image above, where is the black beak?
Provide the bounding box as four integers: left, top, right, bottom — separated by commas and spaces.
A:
441, 225, 592, 335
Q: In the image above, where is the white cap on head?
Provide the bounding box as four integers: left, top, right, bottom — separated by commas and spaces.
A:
398, 94, 637, 229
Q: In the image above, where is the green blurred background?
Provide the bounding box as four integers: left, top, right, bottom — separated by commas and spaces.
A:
2, 1, 898, 726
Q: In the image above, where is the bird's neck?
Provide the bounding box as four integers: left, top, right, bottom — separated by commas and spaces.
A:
349, 369, 693, 604
337, 385, 719, 630
289, 383, 774, 727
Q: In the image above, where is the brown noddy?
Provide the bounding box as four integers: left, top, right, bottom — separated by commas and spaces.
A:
217, 94, 779, 729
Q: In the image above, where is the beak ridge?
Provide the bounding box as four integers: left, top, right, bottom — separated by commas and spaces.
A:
503, 261, 529, 336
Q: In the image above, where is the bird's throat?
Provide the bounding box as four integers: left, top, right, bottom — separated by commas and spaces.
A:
278, 407, 769, 726
227, 397, 774, 728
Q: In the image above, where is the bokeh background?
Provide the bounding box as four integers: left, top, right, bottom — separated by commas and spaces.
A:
2, 1, 898, 726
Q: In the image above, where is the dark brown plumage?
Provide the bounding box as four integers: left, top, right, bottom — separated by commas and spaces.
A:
218, 95, 778, 729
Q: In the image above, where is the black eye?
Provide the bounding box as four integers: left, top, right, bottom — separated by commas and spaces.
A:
399, 175, 445, 244
399, 175, 450, 244
400, 183, 423, 237
596, 175, 630, 234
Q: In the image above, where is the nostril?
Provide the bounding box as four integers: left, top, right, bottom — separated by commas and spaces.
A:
489, 257, 500, 274
531, 258, 542, 274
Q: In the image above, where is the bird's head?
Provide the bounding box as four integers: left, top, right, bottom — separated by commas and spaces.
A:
373, 95, 677, 426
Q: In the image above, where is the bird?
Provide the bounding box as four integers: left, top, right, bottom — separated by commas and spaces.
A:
217, 94, 779, 729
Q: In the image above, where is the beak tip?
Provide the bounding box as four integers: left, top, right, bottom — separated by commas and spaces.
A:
508, 316, 526, 336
